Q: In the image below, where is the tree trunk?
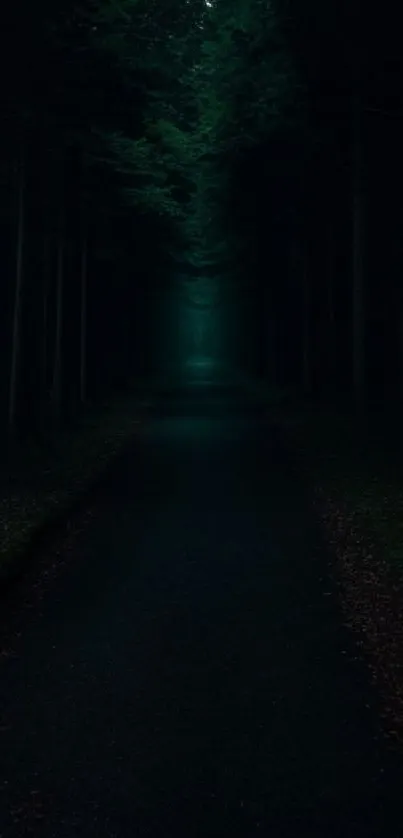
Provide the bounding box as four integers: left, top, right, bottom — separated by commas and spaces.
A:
80, 232, 88, 404
52, 207, 64, 418
399, 313, 403, 407
327, 221, 335, 326
352, 81, 365, 409
302, 242, 311, 395
8, 143, 25, 433
269, 314, 277, 387
42, 231, 51, 410
326, 220, 336, 389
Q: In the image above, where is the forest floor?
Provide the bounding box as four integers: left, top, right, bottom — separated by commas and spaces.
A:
276, 401, 403, 752
0, 384, 152, 586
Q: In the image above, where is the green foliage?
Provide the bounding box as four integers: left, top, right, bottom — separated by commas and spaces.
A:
2, 0, 298, 263
197, 0, 298, 152
179, 0, 300, 279
95, 120, 192, 219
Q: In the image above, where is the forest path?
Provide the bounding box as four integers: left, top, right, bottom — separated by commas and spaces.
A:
1, 380, 403, 837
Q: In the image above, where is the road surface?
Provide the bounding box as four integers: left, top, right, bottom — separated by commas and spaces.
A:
1, 381, 403, 836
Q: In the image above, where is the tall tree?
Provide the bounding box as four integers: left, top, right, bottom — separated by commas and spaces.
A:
8, 140, 26, 432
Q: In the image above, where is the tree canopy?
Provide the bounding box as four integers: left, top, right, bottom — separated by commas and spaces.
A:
1, 0, 403, 433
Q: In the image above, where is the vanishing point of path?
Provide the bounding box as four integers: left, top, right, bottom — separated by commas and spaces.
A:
1, 380, 403, 837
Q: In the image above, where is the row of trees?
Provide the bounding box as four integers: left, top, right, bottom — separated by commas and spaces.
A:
202, 0, 403, 408
0, 0, 207, 439
1, 0, 401, 441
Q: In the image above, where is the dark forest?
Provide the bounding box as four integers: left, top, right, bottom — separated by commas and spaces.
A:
2, 2, 403, 836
